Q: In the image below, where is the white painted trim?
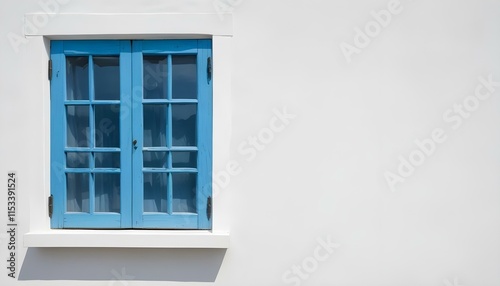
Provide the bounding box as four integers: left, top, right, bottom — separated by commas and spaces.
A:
24, 13, 233, 37
212, 35, 233, 231
24, 230, 229, 248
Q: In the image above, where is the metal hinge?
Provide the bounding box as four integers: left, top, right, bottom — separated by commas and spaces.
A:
207, 196, 212, 220
48, 195, 53, 218
48, 59, 52, 81
207, 57, 212, 80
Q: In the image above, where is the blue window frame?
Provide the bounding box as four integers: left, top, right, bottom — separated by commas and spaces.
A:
50, 40, 213, 229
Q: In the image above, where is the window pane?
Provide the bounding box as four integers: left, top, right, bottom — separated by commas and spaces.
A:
66, 105, 89, 147
66, 152, 89, 168
95, 105, 120, 147
172, 173, 196, 213
172, 56, 197, 99
172, 104, 196, 146
143, 56, 167, 99
66, 173, 89, 212
143, 152, 167, 168
143, 104, 167, 147
95, 152, 120, 168
66, 56, 89, 100
95, 173, 120, 213
172, 152, 197, 168
143, 173, 167, 213
94, 57, 120, 100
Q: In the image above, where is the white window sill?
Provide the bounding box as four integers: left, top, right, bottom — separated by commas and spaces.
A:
24, 230, 229, 248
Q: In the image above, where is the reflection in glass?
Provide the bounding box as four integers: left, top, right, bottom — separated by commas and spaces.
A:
172, 56, 197, 99
143, 105, 167, 147
172, 152, 197, 168
95, 105, 120, 147
66, 57, 89, 100
172, 104, 196, 146
66, 105, 89, 147
143, 173, 167, 212
172, 173, 196, 213
66, 152, 89, 168
66, 173, 89, 212
143, 152, 167, 168
95, 152, 120, 168
94, 57, 120, 100
95, 173, 120, 213
143, 56, 167, 99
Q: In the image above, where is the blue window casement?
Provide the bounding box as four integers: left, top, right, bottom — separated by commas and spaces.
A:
50, 40, 213, 229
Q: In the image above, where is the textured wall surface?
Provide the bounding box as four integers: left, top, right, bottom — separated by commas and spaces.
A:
1, 0, 500, 285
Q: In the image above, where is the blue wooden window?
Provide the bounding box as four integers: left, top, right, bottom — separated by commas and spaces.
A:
50, 40, 213, 229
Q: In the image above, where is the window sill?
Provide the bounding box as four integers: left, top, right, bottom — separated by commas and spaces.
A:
24, 230, 229, 248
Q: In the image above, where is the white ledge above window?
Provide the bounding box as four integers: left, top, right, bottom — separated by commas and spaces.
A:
24, 230, 230, 248
24, 13, 233, 37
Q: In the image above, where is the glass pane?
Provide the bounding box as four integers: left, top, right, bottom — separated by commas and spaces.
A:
94, 57, 120, 100
172, 55, 197, 99
95, 173, 120, 213
95, 105, 120, 147
143, 56, 167, 99
173, 173, 196, 213
172, 104, 196, 146
143, 104, 167, 147
143, 173, 167, 212
66, 173, 89, 212
143, 152, 167, 168
66, 105, 89, 147
66, 56, 89, 100
66, 152, 89, 168
172, 152, 197, 168
95, 152, 120, 168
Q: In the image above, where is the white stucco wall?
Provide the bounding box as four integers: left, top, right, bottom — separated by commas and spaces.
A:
2, 0, 500, 285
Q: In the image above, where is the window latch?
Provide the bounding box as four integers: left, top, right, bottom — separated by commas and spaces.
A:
207, 196, 212, 220
48, 195, 53, 218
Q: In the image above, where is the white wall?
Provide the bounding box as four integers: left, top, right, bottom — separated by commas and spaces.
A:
2, 0, 500, 285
